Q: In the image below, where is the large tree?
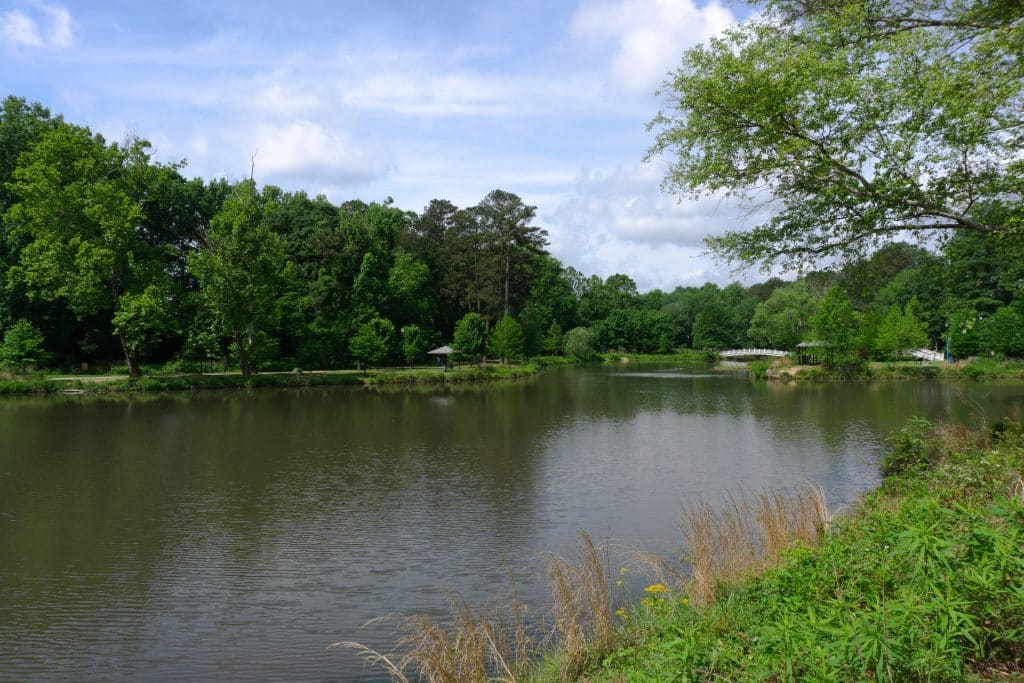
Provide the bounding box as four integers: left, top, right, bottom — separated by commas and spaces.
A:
651, 0, 1024, 270
472, 190, 549, 316
189, 181, 288, 377
5, 123, 165, 375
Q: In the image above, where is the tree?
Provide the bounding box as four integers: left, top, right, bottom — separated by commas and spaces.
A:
812, 287, 861, 366
0, 318, 47, 373
472, 190, 549, 315
747, 280, 822, 350
563, 327, 597, 359
487, 315, 525, 363
453, 312, 487, 363
400, 324, 432, 366
350, 317, 396, 370
651, 0, 1024, 271
111, 285, 172, 367
874, 302, 930, 359
542, 320, 563, 355
189, 181, 288, 377
981, 306, 1024, 357
5, 123, 164, 375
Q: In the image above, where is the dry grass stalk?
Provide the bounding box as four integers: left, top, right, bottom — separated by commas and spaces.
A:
1012, 475, 1024, 505
681, 483, 830, 607
331, 587, 539, 683
544, 530, 618, 680
619, 543, 686, 593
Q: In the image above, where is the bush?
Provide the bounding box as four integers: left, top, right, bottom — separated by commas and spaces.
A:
882, 416, 934, 475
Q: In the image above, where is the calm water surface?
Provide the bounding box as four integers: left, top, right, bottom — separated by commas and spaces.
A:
1, 366, 1022, 681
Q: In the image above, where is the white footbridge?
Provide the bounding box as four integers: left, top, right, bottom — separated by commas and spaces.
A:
719, 348, 790, 359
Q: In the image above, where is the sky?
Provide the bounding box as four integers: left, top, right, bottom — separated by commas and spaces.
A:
0, 0, 761, 292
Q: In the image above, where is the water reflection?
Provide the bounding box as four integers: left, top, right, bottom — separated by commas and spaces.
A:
1, 368, 1021, 680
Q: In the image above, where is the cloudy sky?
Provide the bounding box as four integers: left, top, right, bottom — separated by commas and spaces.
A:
1, 0, 760, 291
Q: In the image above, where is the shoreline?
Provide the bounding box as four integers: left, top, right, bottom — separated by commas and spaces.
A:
0, 363, 540, 396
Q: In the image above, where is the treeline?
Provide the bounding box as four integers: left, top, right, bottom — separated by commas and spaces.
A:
1, 95, 1022, 375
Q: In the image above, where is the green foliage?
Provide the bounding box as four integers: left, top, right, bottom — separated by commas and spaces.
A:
542, 319, 563, 355
981, 306, 1024, 357
400, 324, 433, 366
592, 417, 1024, 682
487, 314, 525, 363
747, 280, 822, 350
0, 318, 47, 372
563, 326, 597, 359
874, 302, 930, 359
748, 359, 773, 379
349, 317, 397, 369
453, 312, 487, 362
882, 416, 934, 475
812, 287, 861, 367
592, 308, 672, 353
188, 181, 288, 377
111, 285, 170, 363
652, 0, 1024, 270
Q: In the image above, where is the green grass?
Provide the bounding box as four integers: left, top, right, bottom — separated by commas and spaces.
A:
600, 350, 717, 366
0, 371, 363, 394
568, 417, 1024, 682
359, 363, 538, 385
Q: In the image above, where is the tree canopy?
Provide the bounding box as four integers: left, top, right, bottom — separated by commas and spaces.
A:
651, 0, 1024, 271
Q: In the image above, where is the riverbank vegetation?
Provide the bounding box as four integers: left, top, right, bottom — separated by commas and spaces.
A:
341, 414, 1024, 682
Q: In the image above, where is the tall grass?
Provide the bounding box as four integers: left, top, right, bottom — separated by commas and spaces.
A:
680, 483, 830, 607
334, 586, 541, 683
339, 486, 832, 681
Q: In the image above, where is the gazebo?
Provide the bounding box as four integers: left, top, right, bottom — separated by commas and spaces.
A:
427, 345, 454, 370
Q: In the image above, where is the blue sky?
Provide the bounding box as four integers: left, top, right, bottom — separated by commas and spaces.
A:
1, 0, 759, 291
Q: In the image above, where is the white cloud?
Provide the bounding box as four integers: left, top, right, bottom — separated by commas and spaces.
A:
1, 9, 43, 47
229, 120, 392, 187
544, 162, 767, 290
337, 65, 602, 117
571, 0, 736, 94
1, 4, 73, 50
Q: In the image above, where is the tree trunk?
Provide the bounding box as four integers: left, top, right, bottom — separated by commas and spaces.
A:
117, 330, 141, 377
236, 332, 253, 378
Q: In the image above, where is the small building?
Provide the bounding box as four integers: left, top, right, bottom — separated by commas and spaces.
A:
427, 345, 454, 369
796, 340, 824, 364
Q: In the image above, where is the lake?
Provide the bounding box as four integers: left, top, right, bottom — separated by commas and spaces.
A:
1, 365, 1022, 681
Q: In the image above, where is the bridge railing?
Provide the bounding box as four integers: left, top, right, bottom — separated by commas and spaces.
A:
719, 348, 790, 358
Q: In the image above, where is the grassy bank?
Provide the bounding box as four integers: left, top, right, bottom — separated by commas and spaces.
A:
600, 350, 717, 365
0, 371, 364, 395
571, 417, 1024, 681
0, 363, 542, 395
358, 363, 539, 385
341, 414, 1023, 682
756, 357, 1024, 381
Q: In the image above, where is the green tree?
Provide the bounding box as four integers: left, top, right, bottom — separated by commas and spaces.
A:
747, 280, 822, 350
188, 181, 288, 377
981, 306, 1024, 357
5, 123, 164, 375
542, 320, 563, 355
487, 314, 525, 363
812, 287, 861, 366
0, 318, 47, 373
111, 284, 171, 367
472, 190, 549, 315
651, 0, 1024, 270
453, 312, 487, 363
400, 324, 432, 367
563, 327, 597, 359
350, 317, 396, 370
874, 302, 930, 359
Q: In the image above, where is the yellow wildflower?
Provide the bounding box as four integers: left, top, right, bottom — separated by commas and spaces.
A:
643, 583, 668, 594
